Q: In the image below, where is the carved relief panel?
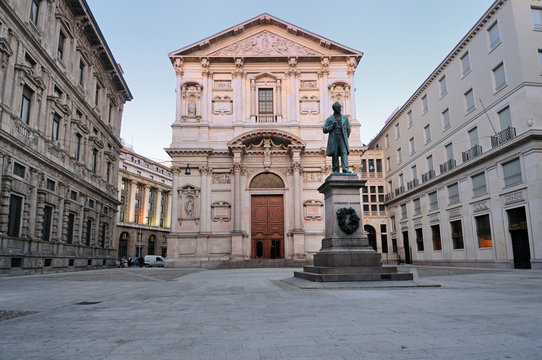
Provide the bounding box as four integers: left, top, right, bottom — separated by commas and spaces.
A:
329, 82, 350, 114
212, 96, 233, 115
304, 200, 323, 221
211, 201, 231, 222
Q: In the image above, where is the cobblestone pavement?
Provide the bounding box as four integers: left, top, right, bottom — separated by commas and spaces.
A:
1, 266, 542, 360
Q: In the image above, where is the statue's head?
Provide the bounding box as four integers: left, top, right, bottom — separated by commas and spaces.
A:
332, 102, 342, 114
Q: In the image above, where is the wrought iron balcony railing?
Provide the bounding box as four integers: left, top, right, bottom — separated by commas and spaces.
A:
407, 179, 419, 190
439, 158, 456, 174
422, 170, 436, 183
462, 145, 483, 163
491, 126, 516, 148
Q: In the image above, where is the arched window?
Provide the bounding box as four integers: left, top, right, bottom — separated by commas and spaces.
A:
249, 173, 284, 188
118, 232, 129, 258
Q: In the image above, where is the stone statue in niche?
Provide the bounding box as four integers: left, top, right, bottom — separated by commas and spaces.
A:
188, 99, 196, 116
185, 199, 194, 217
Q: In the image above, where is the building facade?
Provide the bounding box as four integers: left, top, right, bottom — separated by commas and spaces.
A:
369, 0, 542, 269
0, 0, 131, 274
166, 14, 365, 266
115, 147, 172, 259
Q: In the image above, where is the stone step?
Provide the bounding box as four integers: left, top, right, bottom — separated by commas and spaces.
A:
293, 271, 414, 282
303, 266, 399, 274
212, 259, 313, 269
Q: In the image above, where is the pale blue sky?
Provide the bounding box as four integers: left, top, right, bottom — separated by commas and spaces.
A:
87, 0, 495, 163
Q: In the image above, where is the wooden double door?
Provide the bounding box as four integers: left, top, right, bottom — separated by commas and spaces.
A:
251, 195, 284, 259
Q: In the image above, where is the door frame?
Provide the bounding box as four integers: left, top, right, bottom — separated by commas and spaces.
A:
250, 194, 285, 259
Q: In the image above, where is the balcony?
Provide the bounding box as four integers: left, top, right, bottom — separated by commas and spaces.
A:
491, 126, 516, 148
255, 114, 278, 123
394, 186, 405, 196
385, 192, 394, 201
360, 171, 383, 179
462, 145, 482, 163
407, 179, 419, 190
439, 158, 456, 174
422, 170, 436, 183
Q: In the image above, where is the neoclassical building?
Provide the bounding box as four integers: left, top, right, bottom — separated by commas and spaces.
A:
115, 147, 172, 259
166, 14, 364, 266
369, 0, 542, 269
0, 0, 131, 274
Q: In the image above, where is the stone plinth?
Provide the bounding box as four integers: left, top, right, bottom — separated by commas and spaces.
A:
294, 173, 413, 282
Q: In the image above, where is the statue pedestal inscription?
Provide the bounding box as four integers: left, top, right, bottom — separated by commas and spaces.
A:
294, 174, 413, 282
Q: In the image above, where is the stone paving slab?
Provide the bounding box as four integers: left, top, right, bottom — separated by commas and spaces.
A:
0, 267, 541, 360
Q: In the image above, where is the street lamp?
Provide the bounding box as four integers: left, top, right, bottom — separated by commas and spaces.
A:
185, 164, 191, 175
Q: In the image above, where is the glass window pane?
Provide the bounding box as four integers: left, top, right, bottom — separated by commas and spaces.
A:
472, 173, 487, 197
503, 158, 521, 186
498, 106, 512, 130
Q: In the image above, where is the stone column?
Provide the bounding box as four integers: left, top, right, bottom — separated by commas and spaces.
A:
28, 169, 40, 238
288, 58, 297, 123
347, 57, 357, 121
154, 188, 162, 227
127, 180, 137, 223
200, 166, 211, 233
142, 185, 150, 226
170, 169, 180, 231
57, 184, 66, 242
276, 79, 282, 119
233, 58, 243, 124
321, 57, 330, 115
165, 191, 172, 229
174, 59, 183, 122
250, 79, 256, 121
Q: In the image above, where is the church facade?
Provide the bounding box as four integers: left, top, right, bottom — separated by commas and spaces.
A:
166, 14, 364, 266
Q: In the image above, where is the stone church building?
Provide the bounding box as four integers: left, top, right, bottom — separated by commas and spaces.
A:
166, 14, 364, 266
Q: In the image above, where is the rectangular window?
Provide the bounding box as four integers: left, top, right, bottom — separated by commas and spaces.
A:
409, 137, 415, 155
488, 22, 500, 49
42, 205, 53, 241
503, 158, 522, 186
57, 31, 65, 59
95, 82, 100, 106
46, 179, 55, 191
493, 62, 506, 90
424, 124, 431, 143
368, 159, 375, 172
441, 109, 451, 131
13, 162, 26, 178
135, 199, 140, 208
66, 213, 75, 244
498, 106, 512, 130
427, 155, 434, 171
429, 191, 438, 210
106, 161, 111, 182
376, 159, 382, 172
386, 157, 391, 171
391, 216, 396, 233
258, 88, 273, 114
421, 95, 428, 114
78, 61, 84, 86
401, 204, 407, 219
465, 88, 475, 112
74, 133, 81, 161
532, 7, 542, 30
361, 159, 367, 173
88, 199, 94, 208
399, 174, 404, 188
431, 225, 442, 251
8, 194, 23, 237
70, 190, 77, 200
407, 110, 413, 127
396, 148, 402, 164
385, 134, 389, 148
451, 220, 464, 249
468, 127, 479, 147
21, 86, 33, 124
439, 76, 447, 96
472, 172, 487, 197
461, 52, 471, 76
100, 223, 107, 248
411, 165, 417, 180
135, 215, 140, 224
395, 123, 400, 138
476, 214, 492, 248
539, 50, 542, 73
448, 183, 459, 204
91, 149, 97, 172
381, 234, 388, 253
120, 196, 125, 205
415, 228, 424, 251
86, 219, 92, 246
120, 212, 125, 222
413, 198, 421, 215
30, 0, 39, 24
445, 143, 453, 161
392, 238, 398, 253
52, 114, 60, 142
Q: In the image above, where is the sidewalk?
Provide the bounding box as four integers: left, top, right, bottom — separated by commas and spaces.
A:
0, 266, 541, 359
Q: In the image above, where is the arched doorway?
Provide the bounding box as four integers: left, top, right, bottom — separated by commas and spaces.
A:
364, 224, 377, 251
118, 232, 129, 258
148, 235, 156, 255
250, 173, 285, 259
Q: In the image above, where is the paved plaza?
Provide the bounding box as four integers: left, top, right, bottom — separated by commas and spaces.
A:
1, 266, 542, 360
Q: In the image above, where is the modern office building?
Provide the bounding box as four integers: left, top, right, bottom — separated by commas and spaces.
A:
369, 0, 542, 269
0, 0, 132, 274
115, 147, 172, 259
166, 14, 365, 266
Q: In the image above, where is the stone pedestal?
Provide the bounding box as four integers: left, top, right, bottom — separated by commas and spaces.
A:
294, 174, 413, 282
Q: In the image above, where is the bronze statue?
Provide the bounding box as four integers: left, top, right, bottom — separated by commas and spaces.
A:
323, 102, 351, 173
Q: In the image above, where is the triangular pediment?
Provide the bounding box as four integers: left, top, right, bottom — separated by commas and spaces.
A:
208, 30, 323, 57
169, 13, 362, 59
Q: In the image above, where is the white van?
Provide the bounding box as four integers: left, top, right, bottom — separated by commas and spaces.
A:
144, 255, 166, 267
